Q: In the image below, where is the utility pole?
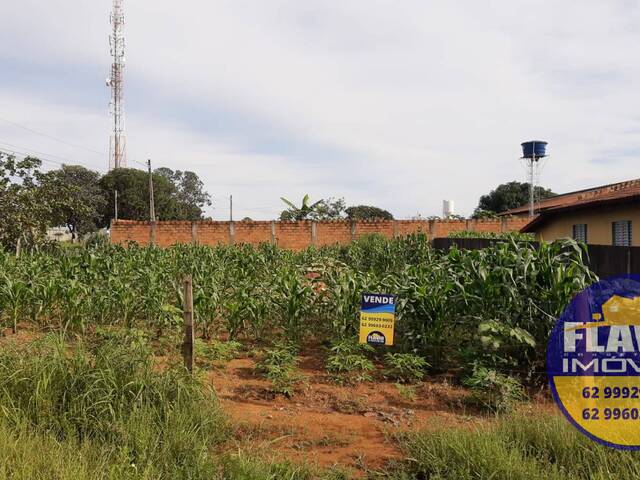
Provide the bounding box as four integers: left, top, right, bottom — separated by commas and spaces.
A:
229, 195, 233, 222
114, 190, 119, 221
148, 159, 156, 222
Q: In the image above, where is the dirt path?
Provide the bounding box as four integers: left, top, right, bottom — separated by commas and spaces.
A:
206, 350, 482, 475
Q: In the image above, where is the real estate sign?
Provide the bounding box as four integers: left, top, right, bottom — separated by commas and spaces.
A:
359, 293, 396, 346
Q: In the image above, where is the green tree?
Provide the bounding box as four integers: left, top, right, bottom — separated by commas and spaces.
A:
0, 154, 81, 250
98, 168, 177, 226
345, 205, 393, 220
41, 165, 106, 240
474, 181, 555, 217
154, 168, 211, 220
312, 197, 346, 220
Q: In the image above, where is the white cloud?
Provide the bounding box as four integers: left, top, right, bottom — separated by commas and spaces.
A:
1, 0, 639, 219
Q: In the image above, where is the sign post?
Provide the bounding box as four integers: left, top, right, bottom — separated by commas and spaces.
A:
359, 293, 396, 346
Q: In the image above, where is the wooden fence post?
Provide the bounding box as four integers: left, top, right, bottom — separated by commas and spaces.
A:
182, 275, 194, 373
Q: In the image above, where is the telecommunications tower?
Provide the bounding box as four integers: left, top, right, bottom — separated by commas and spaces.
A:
106, 0, 127, 169
520, 140, 548, 217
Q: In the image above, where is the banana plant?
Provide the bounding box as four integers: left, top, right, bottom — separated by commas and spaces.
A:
280, 194, 324, 221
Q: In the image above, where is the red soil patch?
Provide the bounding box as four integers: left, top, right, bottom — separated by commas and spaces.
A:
206, 348, 482, 476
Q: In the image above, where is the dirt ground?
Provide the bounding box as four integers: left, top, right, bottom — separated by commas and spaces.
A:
206, 346, 487, 476
0, 326, 553, 476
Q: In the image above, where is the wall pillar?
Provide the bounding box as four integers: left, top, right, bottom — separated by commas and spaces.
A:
191, 222, 198, 244
393, 220, 399, 239
350, 221, 357, 242
150, 221, 157, 246
270, 221, 277, 245
229, 222, 235, 245
311, 221, 317, 246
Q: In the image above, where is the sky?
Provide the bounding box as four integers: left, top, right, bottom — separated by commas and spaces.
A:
0, 0, 639, 220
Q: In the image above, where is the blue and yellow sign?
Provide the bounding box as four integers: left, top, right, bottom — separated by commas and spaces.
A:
548, 276, 640, 449
359, 293, 396, 346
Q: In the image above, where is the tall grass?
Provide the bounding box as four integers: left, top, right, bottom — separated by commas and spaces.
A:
0, 334, 227, 479
390, 412, 640, 480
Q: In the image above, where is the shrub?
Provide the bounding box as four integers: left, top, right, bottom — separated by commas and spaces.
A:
395, 383, 417, 402
383, 353, 429, 383
255, 342, 302, 397
325, 340, 375, 384
195, 338, 242, 365
463, 364, 525, 413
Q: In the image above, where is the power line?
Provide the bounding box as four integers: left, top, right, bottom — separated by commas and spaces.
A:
0, 148, 67, 169
0, 139, 80, 163
0, 142, 106, 172
0, 116, 105, 156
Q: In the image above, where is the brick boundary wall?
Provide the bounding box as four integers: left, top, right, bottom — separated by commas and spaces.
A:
110, 218, 530, 249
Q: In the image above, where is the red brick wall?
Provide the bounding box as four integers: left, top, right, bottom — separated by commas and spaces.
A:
275, 221, 312, 250
110, 217, 528, 249
234, 221, 272, 245
316, 220, 352, 246
110, 221, 151, 245
356, 220, 394, 239
194, 221, 228, 247
155, 221, 193, 247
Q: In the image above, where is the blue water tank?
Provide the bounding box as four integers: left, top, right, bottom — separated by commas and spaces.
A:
521, 140, 548, 159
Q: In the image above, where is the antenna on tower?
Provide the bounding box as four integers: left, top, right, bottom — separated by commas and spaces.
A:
520, 140, 548, 217
107, 0, 127, 170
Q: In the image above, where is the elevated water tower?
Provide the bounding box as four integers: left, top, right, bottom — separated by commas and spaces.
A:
521, 140, 548, 217
442, 200, 455, 218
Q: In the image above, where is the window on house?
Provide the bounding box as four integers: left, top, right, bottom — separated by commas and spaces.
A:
572, 224, 587, 243
612, 220, 632, 246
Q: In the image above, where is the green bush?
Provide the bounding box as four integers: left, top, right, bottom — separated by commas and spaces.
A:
255, 343, 302, 397
383, 353, 429, 383
195, 338, 242, 364
463, 364, 525, 413
325, 340, 375, 384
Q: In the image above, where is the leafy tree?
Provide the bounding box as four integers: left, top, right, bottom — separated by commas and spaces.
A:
154, 168, 211, 220
98, 168, 211, 226
0, 154, 81, 250
313, 197, 346, 220
345, 205, 393, 220
41, 165, 106, 240
474, 182, 555, 217
98, 168, 176, 226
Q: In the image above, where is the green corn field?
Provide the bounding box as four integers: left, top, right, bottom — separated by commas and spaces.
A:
0, 234, 595, 382
2, 234, 628, 479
